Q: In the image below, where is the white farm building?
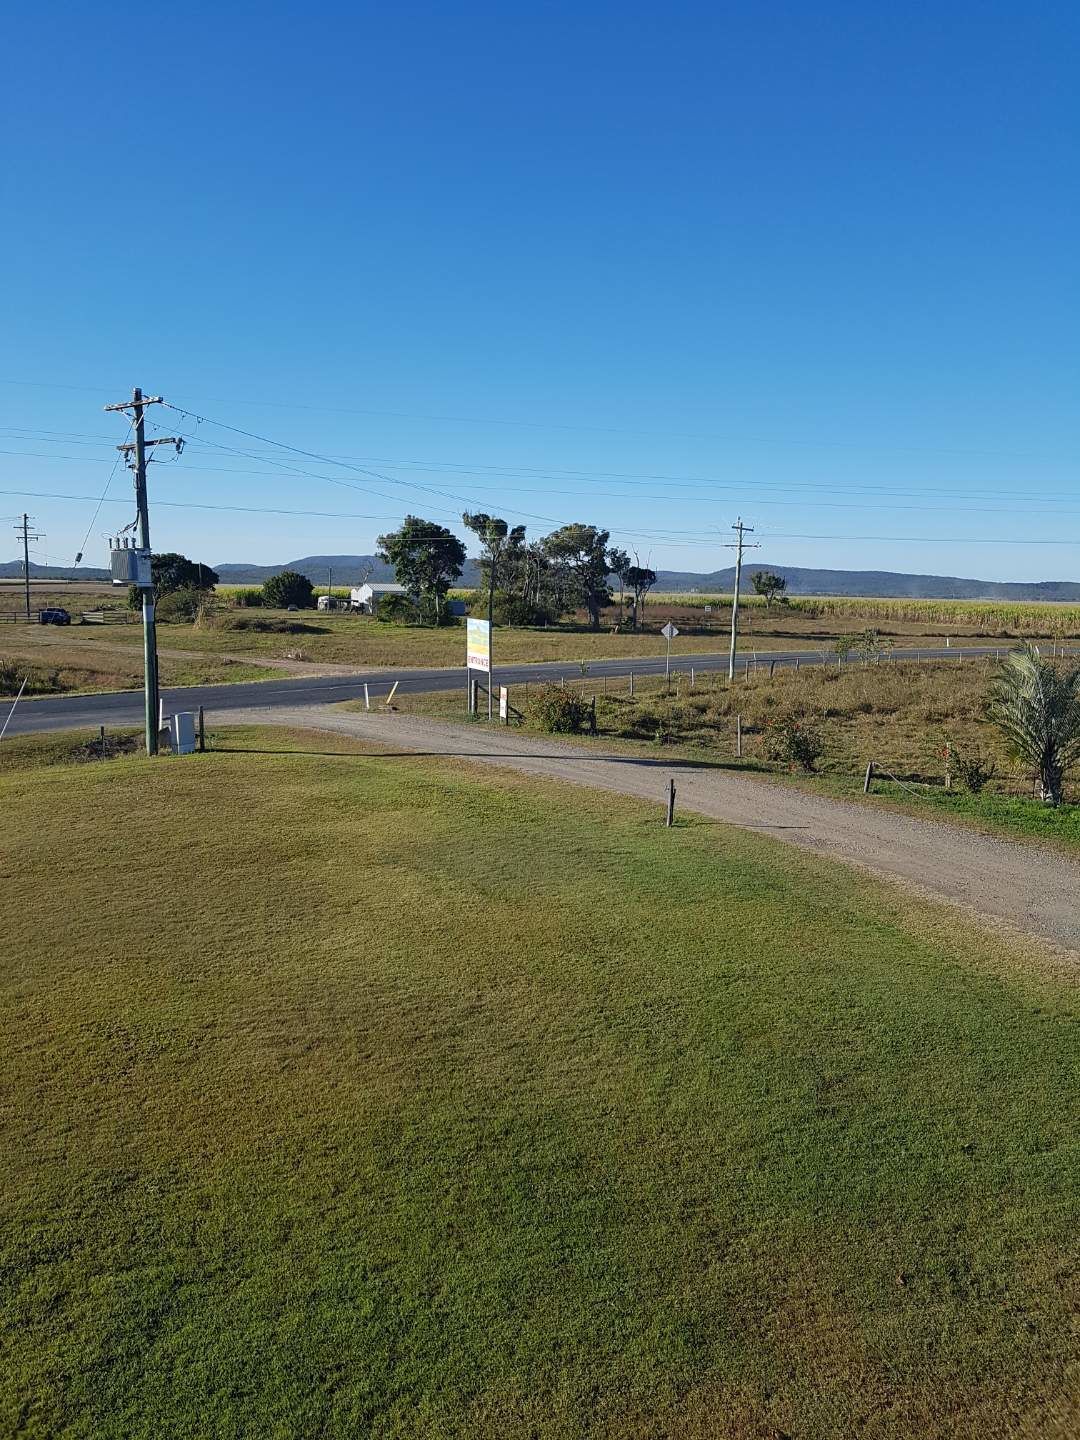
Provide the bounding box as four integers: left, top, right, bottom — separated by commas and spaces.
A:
349, 582, 409, 613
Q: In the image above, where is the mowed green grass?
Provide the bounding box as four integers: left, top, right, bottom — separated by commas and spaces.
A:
2, 730, 1078, 1438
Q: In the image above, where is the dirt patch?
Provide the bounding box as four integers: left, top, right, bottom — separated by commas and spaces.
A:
71, 732, 141, 763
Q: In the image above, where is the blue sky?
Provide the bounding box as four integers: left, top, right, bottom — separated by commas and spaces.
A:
2, 2, 1077, 579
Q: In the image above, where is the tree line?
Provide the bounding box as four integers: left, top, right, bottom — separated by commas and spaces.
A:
377, 513, 660, 629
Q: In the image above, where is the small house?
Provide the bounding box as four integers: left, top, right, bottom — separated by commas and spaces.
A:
350, 582, 408, 613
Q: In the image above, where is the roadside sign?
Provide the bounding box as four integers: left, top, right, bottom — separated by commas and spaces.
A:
661, 621, 679, 688
466, 617, 491, 673
499, 685, 508, 721
703, 605, 712, 615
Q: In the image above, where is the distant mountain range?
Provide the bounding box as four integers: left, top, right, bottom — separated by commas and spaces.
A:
3, 556, 1079, 601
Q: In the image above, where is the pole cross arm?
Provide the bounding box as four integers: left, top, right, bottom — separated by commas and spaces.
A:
104, 396, 163, 411
116, 437, 184, 453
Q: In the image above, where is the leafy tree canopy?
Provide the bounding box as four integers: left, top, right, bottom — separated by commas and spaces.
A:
377, 516, 466, 626
541, 524, 613, 630
262, 570, 315, 609
127, 552, 218, 608
751, 570, 787, 607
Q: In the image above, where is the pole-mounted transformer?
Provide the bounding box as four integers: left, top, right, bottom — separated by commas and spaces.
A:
109, 534, 153, 588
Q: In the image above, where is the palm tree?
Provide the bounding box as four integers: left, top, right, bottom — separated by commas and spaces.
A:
987, 644, 1080, 805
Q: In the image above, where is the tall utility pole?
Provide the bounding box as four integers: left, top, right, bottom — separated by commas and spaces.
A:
104, 388, 182, 756
14, 514, 43, 619
725, 517, 758, 681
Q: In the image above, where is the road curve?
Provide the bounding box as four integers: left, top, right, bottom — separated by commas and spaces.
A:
3, 644, 1019, 736
222, 704, 1080, 956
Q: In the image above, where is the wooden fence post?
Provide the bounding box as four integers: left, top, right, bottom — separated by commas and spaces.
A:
198, 707, 205, 753
863, 760, 874, 794
665, 777, 676, 827
736, 713, 742, 758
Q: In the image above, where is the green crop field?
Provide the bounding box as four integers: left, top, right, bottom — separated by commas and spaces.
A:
2, 728, 1077, 1437
633, 593, 1080, 638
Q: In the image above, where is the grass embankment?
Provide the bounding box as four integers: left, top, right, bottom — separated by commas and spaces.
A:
2, 729, 1078, 1438
374, 659, 1080, 852
0, 644, 287, 697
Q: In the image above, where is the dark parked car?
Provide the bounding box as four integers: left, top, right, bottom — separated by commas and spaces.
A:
38, 608, 71, 625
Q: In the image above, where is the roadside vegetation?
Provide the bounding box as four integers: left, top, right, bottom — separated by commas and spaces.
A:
2, 728, 1077, 1437
378, 654, 1080, 849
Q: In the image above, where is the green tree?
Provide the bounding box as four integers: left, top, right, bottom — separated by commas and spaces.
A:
988, 644, 1080, 805
262, 570, 315, 609
854, 627, 893, 665
127, 552, 218, 608
541, 524, 613, 630
462, 512, 526, 632
377, 516, 466, 626
751, 570, 787, 608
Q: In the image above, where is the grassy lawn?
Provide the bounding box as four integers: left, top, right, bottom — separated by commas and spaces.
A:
2, 728, 1078, 1438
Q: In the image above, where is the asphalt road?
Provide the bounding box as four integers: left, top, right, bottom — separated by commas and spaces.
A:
2, 643, 1022, 736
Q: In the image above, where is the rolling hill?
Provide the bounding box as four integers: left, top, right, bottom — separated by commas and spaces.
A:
3, 556, 1078, 601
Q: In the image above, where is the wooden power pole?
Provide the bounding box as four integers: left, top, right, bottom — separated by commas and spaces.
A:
104, 388, 182, 755
14, 513, 43, 619
725, 517, 758, 682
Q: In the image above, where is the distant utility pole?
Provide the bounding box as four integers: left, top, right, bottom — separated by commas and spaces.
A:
104, 388, 182, 756
14, 513, 43, 619
725, 517, 759, 681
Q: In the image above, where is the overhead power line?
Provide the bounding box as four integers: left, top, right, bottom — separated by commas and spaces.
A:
1, 376, 1075, 462
4, 428, 1079, 516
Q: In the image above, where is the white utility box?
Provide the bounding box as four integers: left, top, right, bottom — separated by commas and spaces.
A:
172, 712, 197, 755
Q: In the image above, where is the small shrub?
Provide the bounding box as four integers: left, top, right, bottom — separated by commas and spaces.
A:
155, 587, 204, 623
377, 593, 419, 624
854, 628, 894, 664
218, 615, 324, 635
529, 683, 593, 735
951, 745, 998, 794
761, 712, 825, 771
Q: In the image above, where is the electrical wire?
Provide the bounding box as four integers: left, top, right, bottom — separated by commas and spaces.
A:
74, 412, 136, 565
